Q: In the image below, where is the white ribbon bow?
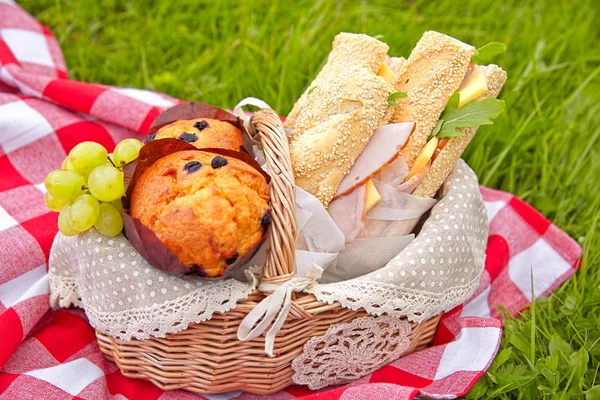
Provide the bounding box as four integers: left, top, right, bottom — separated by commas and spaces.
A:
237, 266, 323, 357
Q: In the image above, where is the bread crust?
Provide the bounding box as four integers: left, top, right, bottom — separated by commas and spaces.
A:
391, 31, 475, 168
285, 33, 389, 130
289, 61, 393, 206
413, 65, 507, 198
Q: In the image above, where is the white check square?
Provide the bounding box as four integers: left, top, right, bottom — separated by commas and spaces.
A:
460, 286, 491, 318
1, 29, 54, 67
25, 358, 104, 396
0, 204, 18, 232
435, 326, 502, 380
509, 238, 572, 300
0, 264, 48, 307
485, 200, 506, 224
0, 100, 54, 153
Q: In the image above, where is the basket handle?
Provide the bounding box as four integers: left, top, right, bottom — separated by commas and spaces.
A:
248, 109, 296, 282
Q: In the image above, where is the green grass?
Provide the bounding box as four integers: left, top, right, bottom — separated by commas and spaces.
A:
20, 0, 600, 398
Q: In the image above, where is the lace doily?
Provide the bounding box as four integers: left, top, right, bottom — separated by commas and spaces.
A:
49, 232, 258, 340
291, 316, 411, 389
306, 160, 488, 322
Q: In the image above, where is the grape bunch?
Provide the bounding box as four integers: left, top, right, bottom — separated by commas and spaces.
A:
44, 138, 143, 237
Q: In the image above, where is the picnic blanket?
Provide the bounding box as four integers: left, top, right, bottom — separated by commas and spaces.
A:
0, 2, 582, 399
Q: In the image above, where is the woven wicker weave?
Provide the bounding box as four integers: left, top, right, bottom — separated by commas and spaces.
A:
96, 109, 440, 395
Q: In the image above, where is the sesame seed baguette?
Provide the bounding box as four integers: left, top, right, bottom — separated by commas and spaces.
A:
289, 61, 394, 206
328, 32, 390, 71
412, 65, 507, 198
390, 31, 476, 169
285, 33, 389, 131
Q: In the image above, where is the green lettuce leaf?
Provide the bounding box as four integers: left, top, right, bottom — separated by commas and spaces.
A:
472, 42, 507, 64
436, 97, 506, 138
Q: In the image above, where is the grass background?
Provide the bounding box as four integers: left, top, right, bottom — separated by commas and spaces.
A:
20, 0, 600, 398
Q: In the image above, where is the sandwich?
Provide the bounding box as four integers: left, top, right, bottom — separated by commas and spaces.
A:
286, 33, 396, 205
388, 31, 507, 198
286, 31, 507, 241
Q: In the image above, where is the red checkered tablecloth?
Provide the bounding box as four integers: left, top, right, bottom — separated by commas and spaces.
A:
0, 2, 582, 399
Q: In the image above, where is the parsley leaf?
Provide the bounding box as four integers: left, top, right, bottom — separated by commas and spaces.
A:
307, 86, 317, 96
388, 92, 407, 106
436, 97, 506, 138
472, 42, 507, 64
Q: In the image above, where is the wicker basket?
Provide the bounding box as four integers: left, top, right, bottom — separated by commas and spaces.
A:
95, 109, 441, 395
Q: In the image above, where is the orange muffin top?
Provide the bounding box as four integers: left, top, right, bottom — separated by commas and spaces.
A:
153, 118, 243, 152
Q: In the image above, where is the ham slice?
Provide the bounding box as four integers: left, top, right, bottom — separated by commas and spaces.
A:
334, 122, 415, 199
378, 156, 409, 188
397, 161, 431, 194
328, 184, 367, 243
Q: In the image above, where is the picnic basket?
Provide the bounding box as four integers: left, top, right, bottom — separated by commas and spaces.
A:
94, 109, 442, 395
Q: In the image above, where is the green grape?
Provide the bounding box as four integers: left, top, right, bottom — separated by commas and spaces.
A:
58, 205, 80, 236
69, 142, 108, 176
113, 138, 143, 167
95, 203, 124, 237
110, 199, 124, 214
45, 192, 70, 212
61, 156, 74, 171
44, 169, 86, 200
68, 194, 100, 232
87, 165, 125, 202
63, 156, 91, 180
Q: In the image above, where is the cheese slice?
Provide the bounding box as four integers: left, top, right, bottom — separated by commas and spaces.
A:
457, 66, 488, 108
406, 137, 438, 181
364, 179, 381, 212
377, 63, 395, 84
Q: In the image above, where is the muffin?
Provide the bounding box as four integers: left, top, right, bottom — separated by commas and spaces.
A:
151, 118, 243, 151
130, 150, 271, 278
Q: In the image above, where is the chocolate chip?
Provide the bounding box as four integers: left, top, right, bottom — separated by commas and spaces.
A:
226, 253, 238, 265
178, 132, 198, 142
211, 156, 228, 169
144, 132, 157, 144
185, 264, 207, 277
261, 210, 271, 233
184, 161, 202, 173
194, 120, 209, 131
